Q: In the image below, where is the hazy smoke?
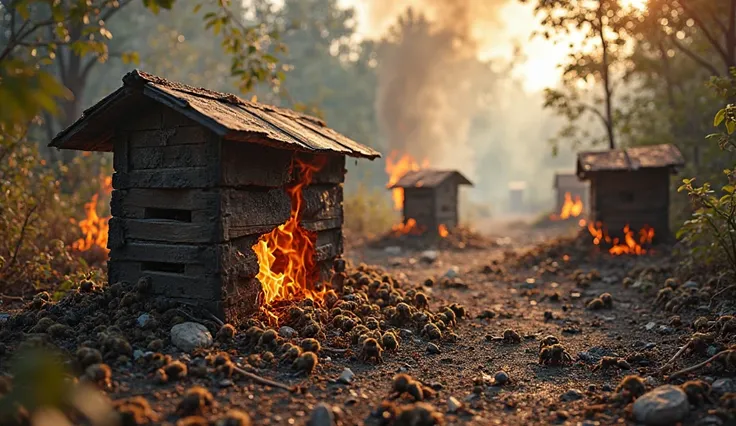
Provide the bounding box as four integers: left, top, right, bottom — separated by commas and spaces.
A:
366, 0, 580, 215
372, 1, 506, 178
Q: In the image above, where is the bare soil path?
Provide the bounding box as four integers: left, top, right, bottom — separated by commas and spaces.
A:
1, 222, 733, 426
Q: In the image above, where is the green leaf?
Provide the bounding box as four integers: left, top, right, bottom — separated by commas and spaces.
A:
726, 120, 736, 135
715, 109, 726, 126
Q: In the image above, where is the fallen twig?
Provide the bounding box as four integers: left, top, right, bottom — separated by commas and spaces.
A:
0, 293, 24, 302
233, 365, 295, 392
659, 342, 690, 374
669, 350, 732, 379
322, 346, 349, 354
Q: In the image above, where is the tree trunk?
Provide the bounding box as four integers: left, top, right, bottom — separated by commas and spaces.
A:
598, 4, 615, 150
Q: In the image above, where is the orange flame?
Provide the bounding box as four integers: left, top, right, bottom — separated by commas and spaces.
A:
391, 218, 425, 236
253, 158, 326, 310
551, 192, 584, 220
585, 221, 654, 255
438, 224, 449, 238
71, 176, 112, 254
386, 151, 429, 210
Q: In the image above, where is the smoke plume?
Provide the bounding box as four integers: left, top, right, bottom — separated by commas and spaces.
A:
371, 0, 507, 178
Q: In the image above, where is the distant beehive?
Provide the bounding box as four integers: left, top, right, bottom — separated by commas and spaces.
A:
553, 172, 589, 213
576, 144, 684, 239
49, 70, 379, 322
508, 181, 527, 213
389, 169, 473, 233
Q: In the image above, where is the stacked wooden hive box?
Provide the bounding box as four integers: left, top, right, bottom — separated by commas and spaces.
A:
50, 70, 380, 322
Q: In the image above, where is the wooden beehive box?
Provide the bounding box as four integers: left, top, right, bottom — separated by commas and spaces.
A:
576, 144, 684, 239
553, 172, 589, 213
389, 169, 472, 233
49, 70, 380, 322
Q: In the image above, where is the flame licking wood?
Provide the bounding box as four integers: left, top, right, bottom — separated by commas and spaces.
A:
253, 158, 326, 309
71, 176, 112, 254
551, 192, 584, 221
391, 218, 425, 236
586, 221, 654, 255
438, 224, 449, 238
385, 151, 429, 210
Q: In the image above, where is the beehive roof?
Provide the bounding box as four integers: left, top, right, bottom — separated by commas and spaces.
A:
49, 70, 381, 159
388, 169, 473, 189
576, 144, 684, 179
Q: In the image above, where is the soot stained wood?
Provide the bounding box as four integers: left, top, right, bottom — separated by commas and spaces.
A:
220, 141, 293, 188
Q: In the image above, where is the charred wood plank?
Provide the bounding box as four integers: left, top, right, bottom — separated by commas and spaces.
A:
113, 167, 215, 189
220, 141, 293, 188
130, 143, 211, 170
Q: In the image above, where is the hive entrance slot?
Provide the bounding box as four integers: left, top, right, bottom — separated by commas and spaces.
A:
142, 261, 185, 274
144, 207, 192, 222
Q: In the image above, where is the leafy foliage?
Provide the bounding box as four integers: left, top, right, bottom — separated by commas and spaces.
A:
678, 73, 736, 274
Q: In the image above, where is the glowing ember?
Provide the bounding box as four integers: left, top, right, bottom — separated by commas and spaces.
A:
391, 218, 425, 236
586, 221, 654, 255
71, 176, 112, 254
253, 158, 326, 310
385, 151, 429, 211
438, 224, 449, 238
550, 192, 584, 220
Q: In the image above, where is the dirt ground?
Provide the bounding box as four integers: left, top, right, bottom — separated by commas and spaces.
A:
1, 219, 734, 425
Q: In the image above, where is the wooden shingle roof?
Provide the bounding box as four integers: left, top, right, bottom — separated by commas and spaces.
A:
389, 169, 473, 189
577, 144, 684, 179
49, 70, 381, 159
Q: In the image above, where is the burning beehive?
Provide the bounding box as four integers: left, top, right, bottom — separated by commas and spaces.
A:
576, 144, 684, 241
49, 70, 380, 322
551, 173, 588, 220
388, 169, 472, 235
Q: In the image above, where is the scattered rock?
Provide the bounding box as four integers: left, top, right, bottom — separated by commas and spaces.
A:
712, 378, 736, 396
385, 246, 402, 255
682, 281, 698, 289
493, 371, 510, 386
632, 385, 689, 426
645, 322, 656, 331
171, 322, 213, 353
427, 343, 441, 354
279, 326, 297, 338
420, 250, 438, 263
308, 403, 334, 426
338, 368, 354, 384
444, 266, 459, 279
447, 396, 462, 413
137, 313, 152, 328
561, 389, 583, 402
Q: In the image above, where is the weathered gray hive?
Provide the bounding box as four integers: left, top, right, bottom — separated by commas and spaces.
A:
389, 169, 473, 233
553, 172, 589, 213
50, 70, 380, 323
576, 144, 684, 239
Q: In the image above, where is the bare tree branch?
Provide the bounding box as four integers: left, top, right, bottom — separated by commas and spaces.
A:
676, 0, 730, 69
669, 34, 721, 77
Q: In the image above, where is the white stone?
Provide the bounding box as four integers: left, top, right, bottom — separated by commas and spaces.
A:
279, 326, 297, 338
447, 396, 462, 413
137, 313, 151, 328
170, 322, 213, 353
444, 266, 460, 279
633, 385, 689, 426
338, 368, 354, 384
645, 322, 656, 331
420, 250, 438, 263
385, 246, 402, 255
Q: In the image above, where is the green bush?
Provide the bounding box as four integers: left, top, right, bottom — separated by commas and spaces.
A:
678, 102, 736, 274
0, 126, 102, 296
343, 184, 398, 240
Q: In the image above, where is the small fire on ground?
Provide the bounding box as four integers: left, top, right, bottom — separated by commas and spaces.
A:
252, 158, 327, 323
385, 151, 429, 211
581, 220, 655, 255
550, 192, 583, 221
71, 176, 112, 256
391, 218, 450, 238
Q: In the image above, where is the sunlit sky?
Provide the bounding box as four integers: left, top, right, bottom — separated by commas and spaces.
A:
337, 0, 647, 93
